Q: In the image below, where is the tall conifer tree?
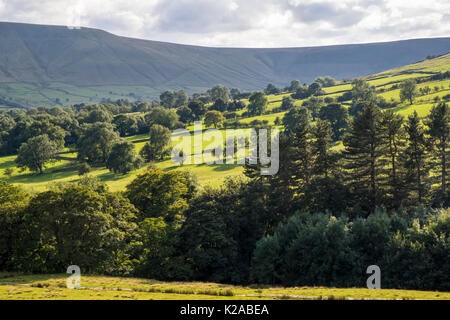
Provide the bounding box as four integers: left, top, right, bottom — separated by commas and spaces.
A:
425, 102, 449, 195
343, 103, 384, 213
403, 111, 430, 204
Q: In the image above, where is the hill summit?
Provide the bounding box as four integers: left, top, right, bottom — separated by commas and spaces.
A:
0, 22, 450, 91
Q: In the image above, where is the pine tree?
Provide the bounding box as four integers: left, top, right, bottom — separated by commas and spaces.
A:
379, 110, 406, 209
291, 110, 313, 187
311, 119, 334, 178
343, 103, 384, 213
245, 111, 313, 218
403, 111, 430, 204
425, 102, 449, 195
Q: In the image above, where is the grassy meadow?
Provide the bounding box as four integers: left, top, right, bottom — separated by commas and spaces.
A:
1, 273, 449, 300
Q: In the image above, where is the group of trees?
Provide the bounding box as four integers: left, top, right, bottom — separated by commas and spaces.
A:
282, 102, 349, 142
0, 74, 448, 291
159, 90, 188, 108
0, 169, 197, 277
291, 82, 324, 100
0, 102, 155, 173
75, 122, 142, 174
0, 93, 211, 175
284, 77, 336, 94
278, 101, 448, 214
252, 209, 449, 290
1, 160, 447, 290
0, 82, 267, 176
0, 84, 448, 289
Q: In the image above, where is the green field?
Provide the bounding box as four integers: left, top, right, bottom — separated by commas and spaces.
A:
0, 82, 209, 108
0, 145, 245, 193
1, 54, 450, 192
0, 274, 448, 300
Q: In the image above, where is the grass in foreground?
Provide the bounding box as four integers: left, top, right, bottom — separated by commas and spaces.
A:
0, 274, 448, 300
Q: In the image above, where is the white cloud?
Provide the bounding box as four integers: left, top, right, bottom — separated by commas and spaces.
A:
0, 0, 448, 47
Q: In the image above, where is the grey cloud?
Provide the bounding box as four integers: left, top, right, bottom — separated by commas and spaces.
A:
154, 0, 253, 33
0, 0, 448, 47
287, 2, 367, 27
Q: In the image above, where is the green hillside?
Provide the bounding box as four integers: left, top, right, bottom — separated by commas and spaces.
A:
0, 22, 450, 107
1, 53, 449, 192
0, 51, 449, 301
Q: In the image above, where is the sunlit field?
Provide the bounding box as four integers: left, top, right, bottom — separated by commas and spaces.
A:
2, 54, 449, 193
1, 274, 448, 300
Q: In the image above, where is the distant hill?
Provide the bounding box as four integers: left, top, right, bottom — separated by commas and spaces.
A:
0, 21, 449, 107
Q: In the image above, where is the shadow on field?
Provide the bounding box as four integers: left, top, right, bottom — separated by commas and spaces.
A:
0, 273, 67, 284
0, 160, 15, 170
8, 164, 78, 184
97, 171, 133, 182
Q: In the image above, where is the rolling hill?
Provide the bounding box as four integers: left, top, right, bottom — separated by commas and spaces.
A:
0, 21, 450, 107
1, 53, 449, 192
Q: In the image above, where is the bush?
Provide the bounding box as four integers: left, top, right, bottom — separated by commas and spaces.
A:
3, 184, 138, 274
250, 119, 263, 126
251, 208, 450, 291
3, 168, 13, 177
78, 162, 91, 176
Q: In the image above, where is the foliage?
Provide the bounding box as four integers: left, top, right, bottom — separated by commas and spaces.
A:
204, 110, 225, 128
78, 162, 92, 176
5, 184, 138, 274
280, 96, 294, 111
188, 100, 207, 121
144, 107, 180, 130
140, 124, 172, 161
160, 90, 188, 108
318, 103, 349, 141
112, 114, 138, 136
302, 96, 324, 120
425, 102, 449, 197
343, 103, 385, 213
264, 83, 281, 95
125, 168, 197, 222
282, 106, 310, 136
251, 208, 450, 291
314, 76, 336, 87
106, 140, 142, 174
208, 85, 231, 102
77, 122, 120, 164
403, 112, 430, 204
351, 80, 377, 106
399, 79, 417, 105
176, 105, 193, 124
15, 134, 59, 174
0, 181, 27, 204
134, 217, 192, 280
247, 92, 268, 116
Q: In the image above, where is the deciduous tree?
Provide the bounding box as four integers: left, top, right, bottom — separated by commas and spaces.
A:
15, 134, 59, 174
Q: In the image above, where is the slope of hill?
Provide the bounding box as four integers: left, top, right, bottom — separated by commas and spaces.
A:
0, 22, 450, 107
1, 54, 449, 191
367, 52, 450, 78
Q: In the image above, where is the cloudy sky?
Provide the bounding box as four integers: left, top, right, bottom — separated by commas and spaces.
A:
0, 0, 449, 47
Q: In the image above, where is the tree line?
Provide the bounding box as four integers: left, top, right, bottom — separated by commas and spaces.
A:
0, 78, 448, 290
0, 99, 448, 291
